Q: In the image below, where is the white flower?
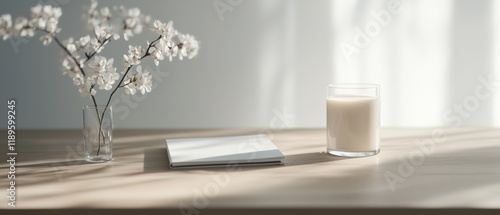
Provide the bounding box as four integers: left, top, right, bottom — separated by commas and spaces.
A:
40, 34, 52, 46
30, 4, 61, 34
166, 44, 178, 62
13, 17, 35, 37
62, 57, 80, 77
124, 7, 141, 40
60, 37, 82, 57
88, 56, 119, 90
72, 74, 96, 97
185, 35, 199, 59
76, 35, 90, 50
83, 0, 100, 29
177, 34, 199, 60
143, 15, 152, 26
34, 17, 46, 29
177, 46, 187, 60
42, 5, 62, 19
159, 34, 173, 56
89, 37, 102, 53
124, 45, 142, 67
149, 39, 166, 66
127, 8, 141, 29
45, 17, 59, 33
150, 47, 164, 66
152, 20, 173, 37
72, 73, 85, 85
117, 6, 146, 41
100, 7, 111, 20
78, 77, 97, 97
97, 69, 119, 90
137, 66, 153, 94
67, 43, 76, 53
94, 26, 109, 42
31, 4, 43, 18
123, 65, 152, 95
88, 0, 98, 14
0, 14, 12, 40
87, 10, 120, 40
106, 25, 121, 40
94, 25, 120, 42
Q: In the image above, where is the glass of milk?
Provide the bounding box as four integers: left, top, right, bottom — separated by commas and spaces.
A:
327, 83, 380, 157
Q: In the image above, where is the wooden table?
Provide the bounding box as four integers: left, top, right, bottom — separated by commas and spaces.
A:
1, 128, 499, 214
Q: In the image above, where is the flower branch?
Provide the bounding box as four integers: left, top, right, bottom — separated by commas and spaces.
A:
0, 0, 200, 157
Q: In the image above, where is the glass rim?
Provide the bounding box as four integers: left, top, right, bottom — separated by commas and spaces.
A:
328, 83, 379, 89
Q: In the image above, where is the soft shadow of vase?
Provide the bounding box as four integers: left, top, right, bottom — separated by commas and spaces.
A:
83, 105, 113, 162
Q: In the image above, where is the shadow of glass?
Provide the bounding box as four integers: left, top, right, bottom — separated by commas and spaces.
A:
284, 152, 352, 167
16, 160, 93, 168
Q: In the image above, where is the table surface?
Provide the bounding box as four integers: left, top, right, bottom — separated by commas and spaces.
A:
1, 128, 499, 212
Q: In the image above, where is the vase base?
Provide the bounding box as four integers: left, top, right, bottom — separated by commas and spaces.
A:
86, 156, 113, 162
326, 149, 379, 157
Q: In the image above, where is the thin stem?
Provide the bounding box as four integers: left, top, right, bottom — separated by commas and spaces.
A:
84, 36, 111, 64
50, 30, 165, 157
118, 82, 132, 88
51, 34, 102, 115
97, 36, 162, 134
141, 36, 162, 60
92, 94, 107, 156
52, 36, 86, 77
52, 34, 103, 118
50, 32, 107, 156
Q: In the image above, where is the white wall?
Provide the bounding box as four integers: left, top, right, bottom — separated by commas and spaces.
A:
1, 0, 499, 129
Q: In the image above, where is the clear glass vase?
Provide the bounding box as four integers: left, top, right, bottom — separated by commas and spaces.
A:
83, 105, 113, 162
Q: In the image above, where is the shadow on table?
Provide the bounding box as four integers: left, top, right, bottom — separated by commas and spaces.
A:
284, 152, 352, 166
142, 148, 350, 173
143, 147, 171, 173
143, 147, 285, 173
15, 160, 93, 168
208, 137, 500, 207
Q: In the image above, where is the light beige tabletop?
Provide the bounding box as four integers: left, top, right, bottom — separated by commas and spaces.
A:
0, 128, 499, 213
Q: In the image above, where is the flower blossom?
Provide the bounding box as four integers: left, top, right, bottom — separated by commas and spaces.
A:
152, 20, 173, 37
123, 65, 152, 95
0, 14, 12, 40
88, 56, 119, 90
124, 45, 143, 67
176, 34, 199, 60
0, 2, 199, 98
77, 76, 97, 97
62, 56, 81, 78
13, 17, 34, 37
148, 38, 166, 66
116, 6, 147, 41
165, 41, 178, 62
30, 4, 62, 45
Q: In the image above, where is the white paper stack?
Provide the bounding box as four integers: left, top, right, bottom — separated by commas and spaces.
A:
165, 134, 285, 169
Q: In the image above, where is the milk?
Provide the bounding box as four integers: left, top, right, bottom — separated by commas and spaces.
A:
327, 95, 380, 153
